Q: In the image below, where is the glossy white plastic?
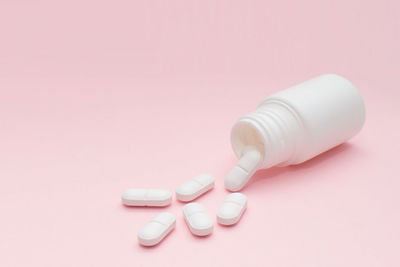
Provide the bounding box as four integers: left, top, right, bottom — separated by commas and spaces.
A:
183, 203, 213, 236
176, 174, 215, 202
138, 212, 176, 246
121, 189, 172, 207
227, 74, 366, 191
217, 193, 247, 225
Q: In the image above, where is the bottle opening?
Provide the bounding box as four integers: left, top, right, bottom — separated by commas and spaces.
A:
231, 121, 265, 161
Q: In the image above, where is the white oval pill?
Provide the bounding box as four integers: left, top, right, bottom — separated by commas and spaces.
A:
217, 193, 247, 225
176, 174, 215, 202
121, 189, 172, 207
225, 148, 261, 191
183, 202, 213, 236
138, 212, 176, 246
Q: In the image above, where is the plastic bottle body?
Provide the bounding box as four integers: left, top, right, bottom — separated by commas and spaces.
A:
230, 74, 366, 171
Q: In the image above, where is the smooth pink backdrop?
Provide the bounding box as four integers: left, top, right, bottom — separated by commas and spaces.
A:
0, 1, 399, 266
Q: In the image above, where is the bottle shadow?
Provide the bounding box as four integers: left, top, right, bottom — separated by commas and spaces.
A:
242, 142, 358, 192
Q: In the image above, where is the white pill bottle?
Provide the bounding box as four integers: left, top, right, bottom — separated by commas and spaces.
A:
226, 74, 366, 191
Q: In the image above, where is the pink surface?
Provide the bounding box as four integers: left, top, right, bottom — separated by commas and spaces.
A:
0, 0, 399, 266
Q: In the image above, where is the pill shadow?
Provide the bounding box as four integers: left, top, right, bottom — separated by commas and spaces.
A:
243, 142, 358, 191
189, 233, 214, 240
120, 203, 173, 212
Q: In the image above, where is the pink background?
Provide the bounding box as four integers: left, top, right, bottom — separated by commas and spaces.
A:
1, 0, 399, 266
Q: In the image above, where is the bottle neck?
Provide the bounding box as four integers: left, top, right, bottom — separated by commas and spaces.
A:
231, 100, 303, 168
